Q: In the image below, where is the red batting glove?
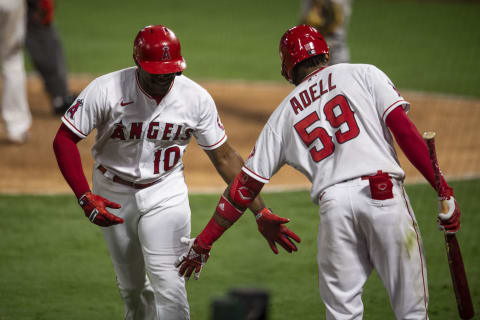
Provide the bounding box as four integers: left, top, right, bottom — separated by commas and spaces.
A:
437, 196, 461, 234
256, 208, 301, 254
175, 237, 211, 280
78, 192, 123, 227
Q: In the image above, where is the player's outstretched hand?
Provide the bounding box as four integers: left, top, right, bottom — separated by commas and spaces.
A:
78, 192, 124, 227
256, 208, 301, 254
437, 196, 461, 234
175, 237, 211, 280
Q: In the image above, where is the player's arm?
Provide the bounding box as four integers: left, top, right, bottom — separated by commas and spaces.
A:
204, 141, 300, 252
52, 123, 123, 227
204, 141, 265, 214
386, 106, 460, 233
175, 143, 300, 280
175, 171, 300, 280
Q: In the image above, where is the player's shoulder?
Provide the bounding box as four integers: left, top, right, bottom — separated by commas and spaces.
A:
267, 88, 298, 127
173, 75, 214, 101
328, 63, 380, 75
81, 67, 135, 103
345, 63, 387, 77
94, 67, 136, 85
328, 63, 389, 87
175, 75, 206, 92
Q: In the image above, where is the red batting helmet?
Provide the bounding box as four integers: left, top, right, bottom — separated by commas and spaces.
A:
133, 25, 186, 74
279, 25, 329, 83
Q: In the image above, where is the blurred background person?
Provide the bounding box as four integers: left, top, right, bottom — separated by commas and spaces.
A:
0, 0, 32, 144
300, 0, 353, 65
26, 0, 76, 115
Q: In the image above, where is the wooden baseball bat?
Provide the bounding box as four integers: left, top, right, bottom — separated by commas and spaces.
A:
423, 131, 475, 320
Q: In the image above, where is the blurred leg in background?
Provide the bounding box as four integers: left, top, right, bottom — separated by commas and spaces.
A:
26, 0, 76, 115
300, 0, 353, 65
0, 0, 32, 144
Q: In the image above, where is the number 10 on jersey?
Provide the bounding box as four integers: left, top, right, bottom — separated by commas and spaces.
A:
154, 146, 181, 174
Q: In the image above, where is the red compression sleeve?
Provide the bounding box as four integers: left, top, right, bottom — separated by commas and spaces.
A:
196, 218, 226, 249
386, 107, 452, 195
52, 123, 91, 198
196, 195, 244, 247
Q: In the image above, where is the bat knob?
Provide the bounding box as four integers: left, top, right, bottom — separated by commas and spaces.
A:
422, 131, 436, 140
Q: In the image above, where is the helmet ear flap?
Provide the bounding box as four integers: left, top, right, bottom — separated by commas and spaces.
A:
281, 61, 292, 84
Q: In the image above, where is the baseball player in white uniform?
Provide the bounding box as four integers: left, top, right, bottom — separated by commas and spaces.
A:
52, 25, 300, 320
177, 25, 461, 320
0, 0, 32, 143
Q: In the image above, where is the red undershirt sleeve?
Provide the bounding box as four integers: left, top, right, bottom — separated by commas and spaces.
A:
386, 106, 452, 196
52, 123, 91, 198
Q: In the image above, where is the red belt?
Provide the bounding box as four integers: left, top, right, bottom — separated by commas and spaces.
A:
361, 170, 391, 180
97, 165, 160, 189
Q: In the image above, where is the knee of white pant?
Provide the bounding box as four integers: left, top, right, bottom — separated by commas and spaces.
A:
318, 262, 368, 320
152, 276, 190, 320
113, 259, 149, 291
148, 268, 187, 302
119, 283, 154, 305
154, 287, 190, 320
319, 282, 365, 320
321, 284, 365, 319
156, 304, 190, 320
119, 284, 157, 320
146, 265, 189, 319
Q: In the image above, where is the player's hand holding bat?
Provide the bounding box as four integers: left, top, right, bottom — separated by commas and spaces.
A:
175, 237, 211, 280
255, 208, 301, 254
78, 192, 124, 227
438, 196, 461, 233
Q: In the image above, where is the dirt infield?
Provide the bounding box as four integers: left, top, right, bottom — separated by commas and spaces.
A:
0, 75, 479, 194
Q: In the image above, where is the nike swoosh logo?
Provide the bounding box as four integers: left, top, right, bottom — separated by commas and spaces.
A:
120, 101, 134, 106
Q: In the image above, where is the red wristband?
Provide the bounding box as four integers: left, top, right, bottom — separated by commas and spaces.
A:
216, 195, 244, 223
197, 217, 226, 247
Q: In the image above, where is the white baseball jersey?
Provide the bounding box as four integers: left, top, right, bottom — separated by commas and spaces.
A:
243, 63, 409, 203
62, 67, 226, 183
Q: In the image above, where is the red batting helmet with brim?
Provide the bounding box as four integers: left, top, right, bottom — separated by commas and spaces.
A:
279, 25, 329, 83
133, 25, 186, 74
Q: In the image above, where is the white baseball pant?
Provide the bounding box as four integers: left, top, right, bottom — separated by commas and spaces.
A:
93, 167, 191, 320
0, 0, 31, 142
317, 177, 428, 320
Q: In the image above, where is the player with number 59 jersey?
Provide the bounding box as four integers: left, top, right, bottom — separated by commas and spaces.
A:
244, 63, 408, 203
180, 25, 459, 320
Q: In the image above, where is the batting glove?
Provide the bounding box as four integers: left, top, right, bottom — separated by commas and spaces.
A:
256, 208, 301, 254
437, 196, 461, 234
33, 0, 55, 25
175, 237, 211, 280
78, 192, 124, 227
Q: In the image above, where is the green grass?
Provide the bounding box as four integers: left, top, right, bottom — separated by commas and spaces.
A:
11, 0, 480, 318
49, 0, 299, 80
32, 0, 479, 97
1, 179, 479, 319
348, 0, 480, 97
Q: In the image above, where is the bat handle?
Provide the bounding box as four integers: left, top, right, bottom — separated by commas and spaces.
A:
423, 132, 447, 198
